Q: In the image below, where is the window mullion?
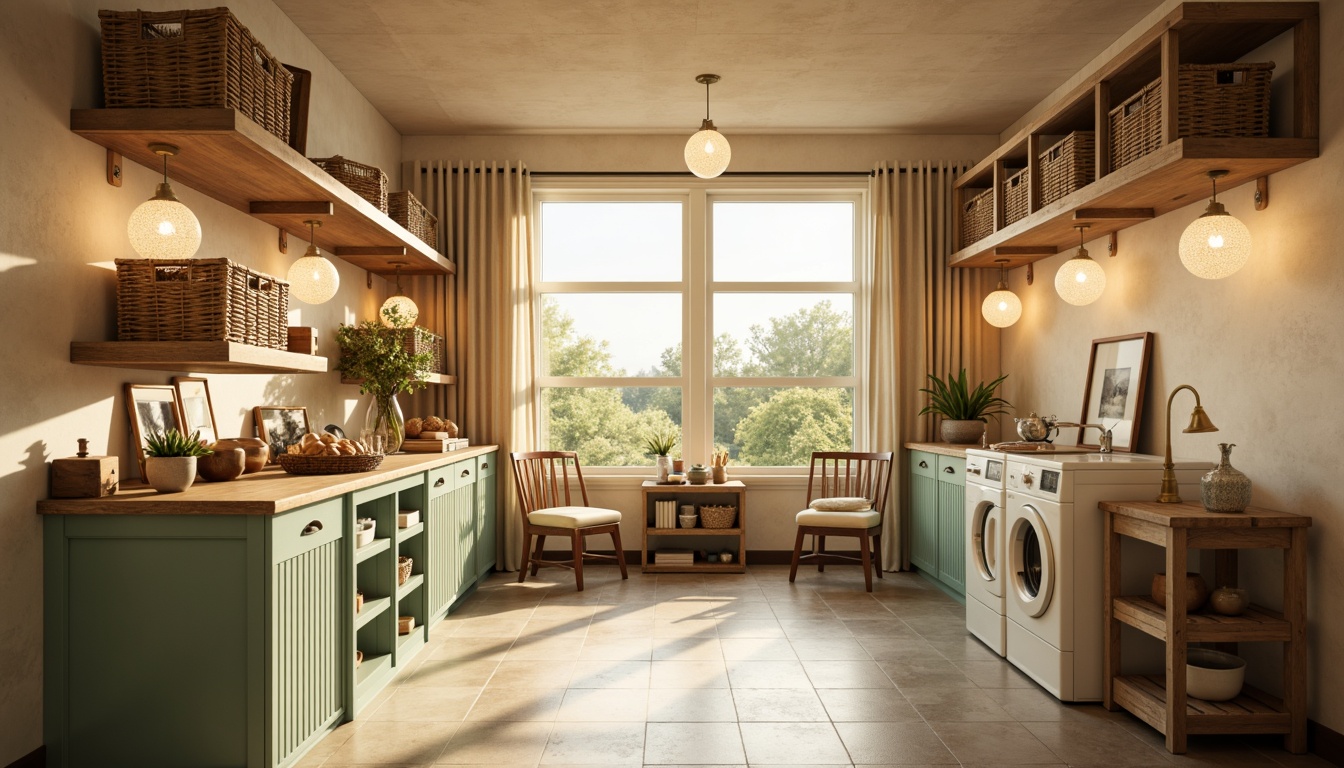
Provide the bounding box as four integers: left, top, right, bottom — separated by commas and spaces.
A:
684, 188, 709, 461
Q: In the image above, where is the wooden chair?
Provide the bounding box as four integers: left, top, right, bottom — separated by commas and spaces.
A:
510, 450, 628, 591
789, 451, 894, 592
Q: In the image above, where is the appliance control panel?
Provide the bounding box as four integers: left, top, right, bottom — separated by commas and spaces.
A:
1006, 460, 1061, 500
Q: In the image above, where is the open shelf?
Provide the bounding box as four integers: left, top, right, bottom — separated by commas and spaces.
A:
354, 652, 391, 690
342, 373, 457, 386
71, 108, 454, 277
398, 522, 425, 540
396, 628, 424, 655
354, 596, 391, 631
1113, 596, 1291, 642
1112, 675, 1292, 736
70, 340, 328, 374
645, 562, 744, 574
354, 537, 390, 564
396, 573, 424, 601
646, 527, 742, 535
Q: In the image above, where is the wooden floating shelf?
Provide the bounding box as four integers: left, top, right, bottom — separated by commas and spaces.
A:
342, 373, 458, 386
1112, 675, 1292, 736
70, 341, 328, 374
1113, 596, 1291, 643
71, 108, 454, 277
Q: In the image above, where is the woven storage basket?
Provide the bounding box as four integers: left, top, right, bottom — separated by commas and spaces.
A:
99, 8, 293, 142
276, 453, 384, 475
389, 191, 438, 249
960, 187, 994, 247
398, 327, 445, 374
1002, 168, 1029, 226
116, 258, 288, 349
397, 556, 413, 585
699, 505, 737, 529
1039, 131, 1095, 206
310, 156, 388, 213
1110, 78, 1163, 170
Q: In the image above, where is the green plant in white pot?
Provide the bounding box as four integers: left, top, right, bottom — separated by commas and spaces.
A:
143, 428, 212, 493
919, 369, 1011, 445
644, 428, 679, 482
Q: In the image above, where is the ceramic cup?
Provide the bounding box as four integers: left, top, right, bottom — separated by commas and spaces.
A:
679, 514, 698, 529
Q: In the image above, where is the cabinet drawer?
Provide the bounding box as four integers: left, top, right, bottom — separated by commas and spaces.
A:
475, 453, 497, 480
272, 498, 343, 563
429, 459, 476, 496
910, 451, 936, 479
936, 455, 966, 487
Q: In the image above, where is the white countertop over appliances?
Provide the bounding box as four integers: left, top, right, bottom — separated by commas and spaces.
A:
965, 448, 1009, 656
1003, 452, 1211, 702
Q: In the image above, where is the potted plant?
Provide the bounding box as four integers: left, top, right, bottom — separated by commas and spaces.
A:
336, 304, 434, 453
643, 428, 678, 482
918, 369, 1011, 445
143, 428, 212, 493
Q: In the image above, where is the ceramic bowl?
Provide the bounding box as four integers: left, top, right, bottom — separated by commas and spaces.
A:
1151, 572, 1209, 612
679, 514, 698, 529
213, 437, 269, 473
1210, 586, 1250, 616
1187, 648, 1245, 701
197, 447, 246, 482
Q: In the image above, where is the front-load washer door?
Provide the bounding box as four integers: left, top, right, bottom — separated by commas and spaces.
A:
1009, 503, 1054, 618
970, 498, 1000, 588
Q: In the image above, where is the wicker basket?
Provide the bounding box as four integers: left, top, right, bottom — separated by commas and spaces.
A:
699, 505, 737, 529
276, 453, 385, 475
1002, 168, 1029, 226
1111, 62, 1274, 171
310, 156, 388, 213
397, 556, 413, 585
99, 8, 293, 142
960, 187, 994, 247
398, 327, 445, 374
389, 191, 438, 249
1039, 131, 1095, 206
116, 258, 288, 349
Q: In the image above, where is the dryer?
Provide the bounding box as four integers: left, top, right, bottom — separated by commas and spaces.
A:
964, 449, 1008, 655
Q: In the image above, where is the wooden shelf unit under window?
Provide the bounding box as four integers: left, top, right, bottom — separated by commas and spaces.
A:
641, 480, 746, 574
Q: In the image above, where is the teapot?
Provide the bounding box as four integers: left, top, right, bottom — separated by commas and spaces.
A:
1014, 412, 1059, 442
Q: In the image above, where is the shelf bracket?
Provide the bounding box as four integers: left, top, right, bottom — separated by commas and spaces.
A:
1026, 263, 1034, 286
278, 228, 288, 254
367, 270, 374, 289
1108, 231, 1118, 257
106, 150, 122, 187
1255, 176, 1269, 211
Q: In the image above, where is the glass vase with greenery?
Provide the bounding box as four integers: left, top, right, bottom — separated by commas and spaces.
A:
336, 305, 434, 453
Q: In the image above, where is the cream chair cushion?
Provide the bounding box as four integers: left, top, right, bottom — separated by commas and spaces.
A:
808, 496, 872, 512
529, 506, 621, 529
796, 509, 882, 529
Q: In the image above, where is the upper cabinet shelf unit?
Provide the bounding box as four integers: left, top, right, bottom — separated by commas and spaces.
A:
71, 108, 455, 277
950, 2, 1318, 269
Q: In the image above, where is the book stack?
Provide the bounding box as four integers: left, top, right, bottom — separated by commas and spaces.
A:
653, 499, 678, 529
655, 549, 694, 565
402, 436, 472, 453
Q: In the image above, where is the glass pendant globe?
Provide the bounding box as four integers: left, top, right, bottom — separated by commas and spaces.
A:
1179, 212, 1251, 279
380, 295, 419, 328
1054, 255, 1106, 306
288, 254, 340, 304
684, 129, 731, 179
127, 195, 201, 259
981, 288, 1022, 328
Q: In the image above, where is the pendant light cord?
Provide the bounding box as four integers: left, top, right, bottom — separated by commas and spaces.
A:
705, 80, 711, 121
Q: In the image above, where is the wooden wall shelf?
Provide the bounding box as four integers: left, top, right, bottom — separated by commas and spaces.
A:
951, 2, 1319, 269
71, 341, 329, 374
71, 108, 454, 277
341, 373, 457, 386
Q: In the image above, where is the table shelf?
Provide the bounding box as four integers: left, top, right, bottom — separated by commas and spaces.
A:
1112, 596, 1291, 643
1113, 675, 1292, 736
641, 480, 747, 574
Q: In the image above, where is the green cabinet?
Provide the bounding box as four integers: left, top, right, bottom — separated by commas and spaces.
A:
475, 455, 498, 577
907, 449, 966, 598
454, 460, 478, 591
908, 452, 938, 574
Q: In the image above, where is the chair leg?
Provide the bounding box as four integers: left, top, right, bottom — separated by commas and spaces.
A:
572, 532, 585, 592
859, 533, 873, 592
518, 533, 531, 584
789, 528, 806, 583
873, 530, 884, 579
817, 535, 826, 572
610, 529, 628, 580
530, 535, 546, 576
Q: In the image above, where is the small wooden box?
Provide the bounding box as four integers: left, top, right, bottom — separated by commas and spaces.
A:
287, 326, 318, 355
51, 455, 119, 498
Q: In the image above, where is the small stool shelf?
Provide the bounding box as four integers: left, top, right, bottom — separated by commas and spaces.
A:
641, 480, 746, 574
1100, 499, 1310, 755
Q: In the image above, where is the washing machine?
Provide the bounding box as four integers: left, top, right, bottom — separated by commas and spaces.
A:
1003, 452, 1211, 702
964, 449, 1008, 655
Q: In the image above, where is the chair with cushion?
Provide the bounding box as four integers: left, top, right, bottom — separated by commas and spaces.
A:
789, 451, 894, 592
510, 450, 628, 591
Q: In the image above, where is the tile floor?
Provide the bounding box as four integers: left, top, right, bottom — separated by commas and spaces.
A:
300, 565, 1332, 767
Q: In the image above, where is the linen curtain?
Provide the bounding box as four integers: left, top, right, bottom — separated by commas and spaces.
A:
402, 160, 537, 572
867, 161, 1000, 571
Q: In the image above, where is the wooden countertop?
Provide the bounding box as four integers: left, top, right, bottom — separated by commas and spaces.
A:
1098, 499, 1312, 529
903, 442, 973, 458
38, 446, 498, 516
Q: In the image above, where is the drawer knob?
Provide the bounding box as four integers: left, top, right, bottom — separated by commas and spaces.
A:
301, 520, 323, 536
918, 460, 929, 469
434, 477, 446, 487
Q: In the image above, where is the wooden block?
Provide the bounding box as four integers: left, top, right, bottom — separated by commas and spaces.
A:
287, 326, 317, 355
419, 431, 450, 439
50, 456, 119, 498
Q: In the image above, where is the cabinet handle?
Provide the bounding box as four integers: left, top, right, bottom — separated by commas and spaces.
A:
434, 478, 446, 488
301, 520, 323, 536
461, 469, 471, 477
943, 466, 955, 474
480, 462, 488, 470
918, 460, 929, 469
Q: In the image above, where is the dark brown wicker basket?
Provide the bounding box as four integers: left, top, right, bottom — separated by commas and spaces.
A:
960, 187, 994, 247
699, 505, 737, 529
116, 258, 288, 349
1039, 131, 1095, 206
99, 8, 293, 142
389, 191, 438, 249
398, 327, 445, 374
1110, 79, 1163, 171
276, 453, 385, 475
1002, 168, 1029, 226
310, 156, 388, 213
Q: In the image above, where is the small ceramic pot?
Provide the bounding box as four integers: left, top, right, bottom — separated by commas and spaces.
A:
197, 447, 246, 482
940, 419, 986, 445
672, 460, 685, 473
1151, 572, 1209, 612
711, 466, 727, 484
144, 456, 198, 493
1187, 648, 1245, 701
213, 437, 269, 473
687, 464, 711, 485
679, 514, 698, 529
1210, 586, 1250, 616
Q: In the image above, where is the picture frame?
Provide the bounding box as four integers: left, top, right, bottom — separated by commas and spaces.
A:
172, 376, 217, 445
1077, 332, 1153, 453
125, 383, 185, 477
254, 406, 310, 463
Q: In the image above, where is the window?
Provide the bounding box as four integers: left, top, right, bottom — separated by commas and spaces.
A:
534, 183, 865, 469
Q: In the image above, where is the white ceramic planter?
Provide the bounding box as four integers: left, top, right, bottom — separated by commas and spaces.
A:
145, 456, 198, 493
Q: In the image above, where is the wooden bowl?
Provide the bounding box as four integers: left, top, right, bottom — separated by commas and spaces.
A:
213, 438, 269, 474
197, 447, 246, 482
1151, 572, 1209, 612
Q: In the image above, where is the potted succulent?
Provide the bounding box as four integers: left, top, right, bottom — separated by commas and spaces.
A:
918, 369, 1012, 445
336, 304, 434, 453
643, 428, 679, 482
143, 428, 212, 493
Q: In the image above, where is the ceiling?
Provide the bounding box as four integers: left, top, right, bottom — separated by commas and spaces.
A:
273, 0, 1167, 136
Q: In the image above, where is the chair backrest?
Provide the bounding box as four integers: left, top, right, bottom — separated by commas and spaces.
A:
805, 451, 894, 514
510, 450, 590, 515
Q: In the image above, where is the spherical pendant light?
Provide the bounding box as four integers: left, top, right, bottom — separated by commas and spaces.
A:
1055, 225, 1106, 306
127, 144, 201, 259
1179, 170, 1251, 279
288, 219, 340, 304
684, 74, 731, 179
981, 259, 1022, 327
380, 263, 419, 328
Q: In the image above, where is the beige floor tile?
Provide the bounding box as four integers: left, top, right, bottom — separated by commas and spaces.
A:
954, 660, 1038, 689
569, 660, 651, 688
592, 602, 658, 621
586, 619, 656, 639
815, 688, 922, 722
650, 660, 730, 689
720, 637, 798, 661
503, 635, 586, 661
878, 659, 976, 689
726, 660, 814, 689
778, 619, 852, 639
465, 687, 564, 721
708, 601, 778, 619
731, 688, 829, 722
556, 688, 649, 721
656, 599, 733, 620
926, 635, 1001, 662
835, 721, 958, 765
1022, 719, 1171, 765
427, 637, 513, 662
327, 720, 459, 765
902, 688, 1016, 722
367, 686, 482, 722
403, 659, 500, 688
770, 605, 840, 620
715, 619, 786, 638
522, 619, 591, 638
856, 637, 945, 662
645, 722, 747, 764
654, 618, 719, 638
739, 722, 850, 764
436, 720, 553, 764
646, 688, 739, 722
801, 659, 896, 689
578, 637, 654, 661
487, 660, 577, 689
841, 619, 919, 638
449, 618, 529, 638
541, 721, 646, 764
530, 604, 598, 622
980, 688, 1120, 723
790, 637, 870, 660
928, 720, 1058, 765
652, 637, 725, 661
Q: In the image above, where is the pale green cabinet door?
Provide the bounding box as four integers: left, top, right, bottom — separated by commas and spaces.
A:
908, 452, 939, 574
427, 487, 457, 621
455, 485, 477, 591
935, 457, 967, 595
476, 467, 498, 578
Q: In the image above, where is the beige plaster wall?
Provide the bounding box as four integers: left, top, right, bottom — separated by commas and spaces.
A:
0, 0, 402, 761
998, 0, 1344, 735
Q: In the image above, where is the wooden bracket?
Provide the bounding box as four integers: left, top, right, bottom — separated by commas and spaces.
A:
106, 150, 122, 187
1026, 263, 1034, 285
1107, 231, 1118, 257
367, 271, 374, 289
1255, 176, 1270, 211
278, 228, 288, 254
1074, 208, 1154, 221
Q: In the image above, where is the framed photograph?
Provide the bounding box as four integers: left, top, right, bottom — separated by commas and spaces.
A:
126, 384, 184, 476
1078, 332, 1153, 453
172, 377, 217, 445
254, 406, 310, 463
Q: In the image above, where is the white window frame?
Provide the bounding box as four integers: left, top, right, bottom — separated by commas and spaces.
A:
532, 177, 870, 475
